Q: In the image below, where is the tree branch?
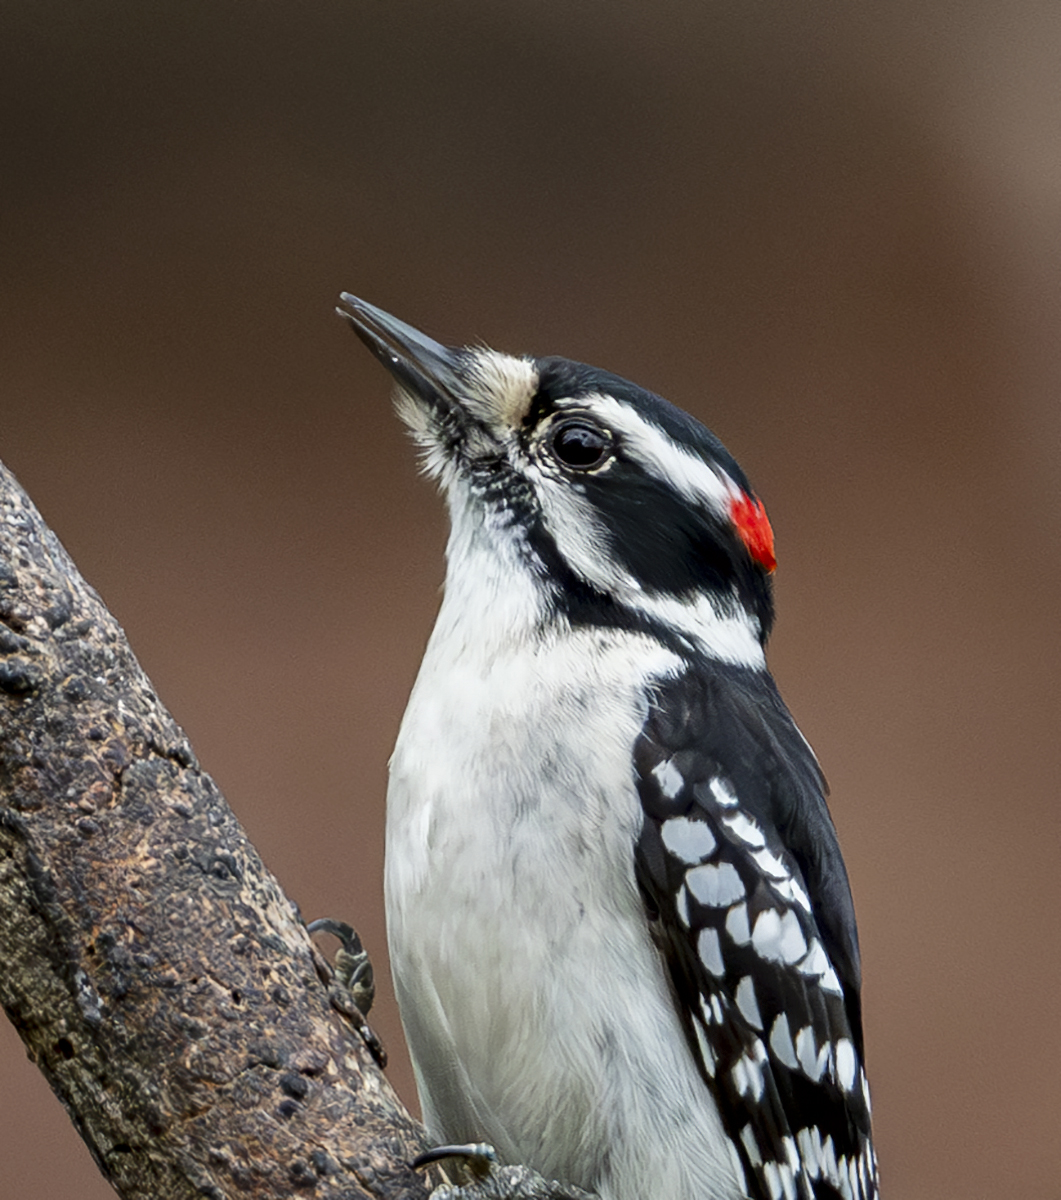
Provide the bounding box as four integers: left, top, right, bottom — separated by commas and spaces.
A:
0, 457, 431, 1199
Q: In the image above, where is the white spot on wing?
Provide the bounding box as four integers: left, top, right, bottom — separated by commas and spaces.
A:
722, 809, 766, 847
838, 1155, 855, 1200
775, 876, 813, 912
762, 1160, 783, 1200
782, 1136, 800, 1172
795, 1025, 829, 1082
725, 901, 751, 946
731, 1046, 765, 1102
697, 927, 726, 978
740, 1123, 763, 1167
797, 938, 829, 978
661, 815, 716, 863
752, 907, 808, 964
686, 861, 745, 906
709, 776, 739, 807
735, 975, 763, 1029
835, 1038, 857, 1091
797, 1127, 823, 1180
675, 883, 690, 927
778, 1161, 797, 1200
751, 846, 789, 880
821, 1136, 840, 1189
819, 965, 844, 995
769, 1013, 799, 1070
778, 911, 808, 962
652, 758, 685, 800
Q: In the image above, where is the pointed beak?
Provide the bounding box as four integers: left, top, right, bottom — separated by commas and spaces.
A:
336, 294, 467, 411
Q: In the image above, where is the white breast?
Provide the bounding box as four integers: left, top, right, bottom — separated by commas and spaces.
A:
384, 517, 746, 1200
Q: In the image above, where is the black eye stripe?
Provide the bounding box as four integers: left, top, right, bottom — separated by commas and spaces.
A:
549, 418, 612, 469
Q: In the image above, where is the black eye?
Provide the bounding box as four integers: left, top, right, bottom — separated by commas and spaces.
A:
549, 419, 612, 469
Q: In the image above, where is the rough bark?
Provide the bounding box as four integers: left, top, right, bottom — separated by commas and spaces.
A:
0, 457, 432, 1200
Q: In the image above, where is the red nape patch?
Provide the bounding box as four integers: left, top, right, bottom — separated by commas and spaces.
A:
727, 492, 776, 572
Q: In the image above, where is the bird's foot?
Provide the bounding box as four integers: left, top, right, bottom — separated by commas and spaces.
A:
307, 917, 375, 1009
412, 1144, 596, 1200
307, 917, 386, 1068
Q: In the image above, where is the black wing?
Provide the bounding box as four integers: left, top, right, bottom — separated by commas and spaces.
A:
634, 663, 878, 1200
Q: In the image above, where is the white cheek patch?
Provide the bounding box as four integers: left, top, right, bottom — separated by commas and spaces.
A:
630, 590, 766, 667
533, 472, 628, 594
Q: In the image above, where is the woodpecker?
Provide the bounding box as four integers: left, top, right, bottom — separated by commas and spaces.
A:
338, 295, 879, 1200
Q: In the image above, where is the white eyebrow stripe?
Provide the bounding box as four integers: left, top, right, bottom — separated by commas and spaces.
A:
573, 392, 738, 514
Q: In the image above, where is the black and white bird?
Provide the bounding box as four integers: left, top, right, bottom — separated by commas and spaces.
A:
339, 295, 879, 1200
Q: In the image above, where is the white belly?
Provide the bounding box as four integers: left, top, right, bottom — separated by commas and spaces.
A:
385, 624, 745, 1200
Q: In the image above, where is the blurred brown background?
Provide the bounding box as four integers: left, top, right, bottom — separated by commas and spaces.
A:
2, 2, 1059, 1197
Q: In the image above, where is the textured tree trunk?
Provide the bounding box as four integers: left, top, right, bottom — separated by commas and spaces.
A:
0, 457, 432, 1199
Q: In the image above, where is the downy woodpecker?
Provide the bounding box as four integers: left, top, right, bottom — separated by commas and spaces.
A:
339, 296, 878, 1200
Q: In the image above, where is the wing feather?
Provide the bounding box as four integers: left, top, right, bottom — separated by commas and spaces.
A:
634, 665, 878, 1200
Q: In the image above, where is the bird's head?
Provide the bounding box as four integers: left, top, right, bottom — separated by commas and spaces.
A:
339, 295, 775, 667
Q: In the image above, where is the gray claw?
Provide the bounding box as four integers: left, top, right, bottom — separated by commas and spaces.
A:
412, 1144, 595, 1200
307, 918, 385, 1068
413, 1142, 498, 1178
307, 917, 375, 1013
